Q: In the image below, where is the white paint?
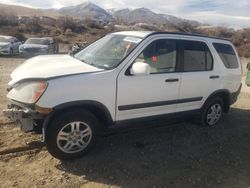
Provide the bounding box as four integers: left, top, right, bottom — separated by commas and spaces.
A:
7, 32, 242, 122
9, 54, 102, 86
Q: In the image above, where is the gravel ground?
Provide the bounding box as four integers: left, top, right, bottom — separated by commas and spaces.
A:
0, 57, 250, 188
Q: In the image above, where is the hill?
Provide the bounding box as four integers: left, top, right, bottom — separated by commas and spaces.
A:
58, 2, 112, 23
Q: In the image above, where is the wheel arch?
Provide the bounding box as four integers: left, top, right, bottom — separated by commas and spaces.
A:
43, 100, 114, 134
203, 89, 231, 113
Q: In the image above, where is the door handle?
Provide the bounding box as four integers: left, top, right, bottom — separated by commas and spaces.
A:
165, 78, 179, 82
210, 75, 220, 79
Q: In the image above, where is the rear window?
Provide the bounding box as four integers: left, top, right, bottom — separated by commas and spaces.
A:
213, 43, 239, 69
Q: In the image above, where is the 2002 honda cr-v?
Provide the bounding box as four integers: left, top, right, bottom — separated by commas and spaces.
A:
3, 31, 242, 159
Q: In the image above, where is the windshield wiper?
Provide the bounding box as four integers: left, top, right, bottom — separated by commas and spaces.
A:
79, 59, 106, 69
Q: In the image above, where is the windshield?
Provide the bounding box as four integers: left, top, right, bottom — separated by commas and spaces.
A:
25, 38, 48, 45
74, 34, 142, 69
0, 37, 10, 43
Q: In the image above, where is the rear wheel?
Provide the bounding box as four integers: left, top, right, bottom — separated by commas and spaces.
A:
200, 97, 224, 126
45, 109, 100, 160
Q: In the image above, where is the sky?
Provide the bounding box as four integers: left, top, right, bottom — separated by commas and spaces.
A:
1, 0, 250, 28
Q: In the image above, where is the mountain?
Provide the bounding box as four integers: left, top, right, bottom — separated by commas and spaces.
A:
0, 2, 200, 28
107, 8, 119, 15
113, 8, 170, 26
58, 2, 112, 23
113, 8, 200, 27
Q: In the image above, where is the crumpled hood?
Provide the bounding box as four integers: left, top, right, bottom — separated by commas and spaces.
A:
20, 44, 48, 49
9, 54, 102, 86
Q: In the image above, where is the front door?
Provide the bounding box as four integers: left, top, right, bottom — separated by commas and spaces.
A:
116, 39, 181, 121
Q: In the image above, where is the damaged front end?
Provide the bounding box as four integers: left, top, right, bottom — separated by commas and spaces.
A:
3, 80, 51, 133
3, 102, 45, 132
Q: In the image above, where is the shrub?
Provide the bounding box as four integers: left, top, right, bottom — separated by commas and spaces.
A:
23, 17, 43, 33
85, 19, 103, 29
64, 28, 73, 36
57, 17, 87, 34
57, 17, 77, 32
14, 33, 26, 42
0, 14, 18, 26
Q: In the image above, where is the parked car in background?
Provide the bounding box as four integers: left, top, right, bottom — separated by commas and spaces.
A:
19, 37, 59, 57
246, 63, 250, 86
0, 35, 22, 56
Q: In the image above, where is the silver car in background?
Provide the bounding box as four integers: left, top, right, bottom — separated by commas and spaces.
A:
19, 37, 59, 57
0, 36, 22, 56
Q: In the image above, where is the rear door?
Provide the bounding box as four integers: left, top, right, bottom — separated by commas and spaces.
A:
116, 38, 181, 121
176, 39, 218, 112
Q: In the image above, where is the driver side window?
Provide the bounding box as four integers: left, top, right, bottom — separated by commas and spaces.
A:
134, 39, 177, 74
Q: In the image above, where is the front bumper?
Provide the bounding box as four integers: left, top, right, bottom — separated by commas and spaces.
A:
3, 102, 43, 132
0, 48, 10, 55
19, 50, 48, 57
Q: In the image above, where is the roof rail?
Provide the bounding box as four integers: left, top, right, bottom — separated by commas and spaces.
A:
147, 31, 231, 42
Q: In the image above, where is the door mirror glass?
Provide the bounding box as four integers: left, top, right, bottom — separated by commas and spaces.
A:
130, 62, 150, 76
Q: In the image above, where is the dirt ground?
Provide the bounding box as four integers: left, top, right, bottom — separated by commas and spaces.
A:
0, 57, 250, 188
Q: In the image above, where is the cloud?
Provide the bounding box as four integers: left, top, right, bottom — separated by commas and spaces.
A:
1, 0, 250, 28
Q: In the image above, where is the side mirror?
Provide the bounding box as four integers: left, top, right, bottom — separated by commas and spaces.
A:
130, 62, 150, 76
247, 63, 250, 70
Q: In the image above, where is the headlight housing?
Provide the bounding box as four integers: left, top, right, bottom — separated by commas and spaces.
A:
7, 81, 48, 104
19, 46, 24, 51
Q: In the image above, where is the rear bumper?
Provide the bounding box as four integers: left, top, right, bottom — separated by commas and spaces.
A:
230, 84, 242, 105
3, 102, 43, 132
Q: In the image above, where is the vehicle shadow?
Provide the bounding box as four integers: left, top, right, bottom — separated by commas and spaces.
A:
0, 55, 26, 59
56, 107, 250, 188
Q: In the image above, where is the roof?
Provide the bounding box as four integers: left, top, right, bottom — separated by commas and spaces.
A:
112, 31, 231, 42
149, 31, 231, 42
113, 31, 153, 38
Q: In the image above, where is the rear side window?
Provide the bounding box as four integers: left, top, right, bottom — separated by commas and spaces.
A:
213, 43, 239, 69
182, 40, 213, 72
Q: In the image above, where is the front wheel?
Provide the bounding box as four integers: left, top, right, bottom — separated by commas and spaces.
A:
45, 109, 100, 160
200, 97, 224, 126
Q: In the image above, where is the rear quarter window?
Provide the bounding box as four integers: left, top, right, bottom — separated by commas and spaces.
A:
213, 43, 239, 69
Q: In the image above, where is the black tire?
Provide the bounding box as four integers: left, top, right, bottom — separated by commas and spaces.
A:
33, 120, 43, 134
45, 109, 101, 160
200, 97, 224, 127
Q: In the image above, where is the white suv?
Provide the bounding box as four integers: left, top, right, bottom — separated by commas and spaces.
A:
3, 31, 242, 159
